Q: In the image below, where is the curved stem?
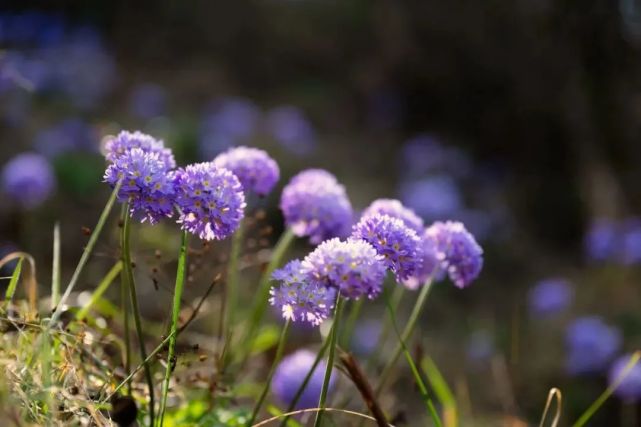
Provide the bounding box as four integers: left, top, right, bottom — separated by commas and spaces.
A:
158, 230, 189, 427
122, 204, 156, 426
374, 280, 433, 397
247, 320, 291, 426
314, 295, 344, 427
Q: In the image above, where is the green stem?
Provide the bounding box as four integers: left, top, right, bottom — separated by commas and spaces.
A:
385, 293, 442, 427
119, 204, 131, 395
49, 180, 122, 328
238, 228, 296, 368
221, 220, 245, 370
122, 205, 156, 426
247, 320, 291, 426
313, 295, 343, 427
51, 222, 61, 310
280, 339, 330, 427
374, 280, 433, 397
75, 261, 123, 321
158, 230, 189, 427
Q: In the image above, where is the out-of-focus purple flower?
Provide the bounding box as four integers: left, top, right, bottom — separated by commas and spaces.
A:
350, 319, 382, 356
173, 162, 246, 240
621, 218, 641, 265
128, 83, 166, 119
566, 316, 621, 375
528, 278, 573, 317
361, 198, 424, 233
104, 148, 175, 224
1, 152, 55, 208
213, 146, 279, 197
399, 135, 472, 179
399, 176, 462, 220
584, 219, 618, 262
269, 260, 336, 326
466, 330, 494, 363
427, 221, 483, 288
34, 118, 98, 158
272, 349, 336, 409
199, 97, 260, 158
351, 214, 423, 282
280, 169, 353, 244
609, 354, 641, 402
402, 229, 442, 290
302, 238, 386, 300
104, 130, 176, 170
265, 106, 316, 156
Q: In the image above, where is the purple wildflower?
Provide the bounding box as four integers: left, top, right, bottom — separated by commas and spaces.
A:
528, 278, 573, 317
302, 238, 386, 300
609, 354, 641, 402
1, 153, 55, 208
402, 229, 442, 290
280, 169, 353, 244
104, 148, 175, 224
173, 162, 246, 240
399, 176, 462, 220
269, 260, 336, 326
213, 146, 280, 197
566, 316, 621, 375
361, 198, 424, 233
265, 106, 316, 156
621, 218, 641, 265
427, 221, 483, 288
351, 214, 423, 282
103, 130, 176, 170
272, 349, 336, 409
584, 219, 618, 262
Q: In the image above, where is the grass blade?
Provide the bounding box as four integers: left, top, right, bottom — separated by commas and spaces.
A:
75, 261, 123, 321
51, 222, 61, 310
421, 357, 457, 427
4, 257, 23, 303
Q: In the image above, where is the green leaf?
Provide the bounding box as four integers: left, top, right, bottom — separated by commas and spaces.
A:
5, 257, 23, 303
421, 356, 458, 427
250, 324, 281, 354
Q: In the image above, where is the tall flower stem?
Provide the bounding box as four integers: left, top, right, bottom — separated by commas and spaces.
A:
158, 229, 189, 427
122, 204, 156, 426
237, 228, 296, 369
341, 299, 363, 348
119, 204, 132, 395
374, 280, 433, 397
313, 295, 344, 427
220, 220, 245, 370
247, 319, 291, 426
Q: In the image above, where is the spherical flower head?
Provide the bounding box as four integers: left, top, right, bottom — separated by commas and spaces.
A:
302, 238, 386, 300
104, 148, 175, 224
272, 349, 336, 409
566, 316, 621, 375
427, 221, 483, 288
280, 169, 353, 244
361, 198, 424, 233
584, 219, 618, 262
351, 214, 423, 282
269, 260, 336, 326
173, 162, 246, 240
528, 278, 573, 317
609, 354, 641, 402
1, 152, 56, 209
213, 146, 280, 197
103, 130, 176, 170
402, 229, 443, 290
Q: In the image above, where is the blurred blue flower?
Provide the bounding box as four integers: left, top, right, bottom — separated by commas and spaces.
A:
609, 354, 641, 402
621, 218, 641, 265
128, 83, 167, 119
350, 319, 382, 356
402, 229, 442, 290
199, 97, 260, 159
399, 176, 462, 220
584, 218, 618, 262
265, 106, 316, 156
566, 316, 621, 375
399, 134, 472, 179
528, 278, 573, 317
1, 152, 56, 209
34, 118, 98, 158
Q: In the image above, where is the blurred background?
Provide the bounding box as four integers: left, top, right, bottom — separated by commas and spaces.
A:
3, 1, 641, 425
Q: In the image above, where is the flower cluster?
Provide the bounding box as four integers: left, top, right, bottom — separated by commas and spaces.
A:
427, 221, 483, 288
403, 230, 442, 290
361, 198, 424, 233
104, 148, 175, 223
173, 163, 246, 241
1, 152, 56, 209
104, 130, 175, 170
213, 146, 279, 196
302, 238, 387, 300
269, 260, 336, 326
280, 169, 353, 244
566, 316, 621, 375
351, 214, 423, 282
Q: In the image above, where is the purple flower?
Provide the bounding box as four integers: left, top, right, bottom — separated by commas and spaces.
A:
427, 221, 483, 288
302, 238, 386, 300
213, 146, 279, 197
269, 260, 336, 326
128, 83, 166, 119
351, 214, 423, 282
399, 176, 462, 220
265, 106, 317, 156
361, 198, 424, 233
272, 349, 336, 409
566, 316, 621, 375
104, 148, 175, 224
584, 219, 618, 262
402, 229, 442, 290
609, 354, 641, 402
621, 218, 641, 265
199, 97, 260, 158
2, 153, 55, 208
280, 169, 353, 244
104, 130, 175, 170
173, 162, 246, 240
528, 278, 573, 317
